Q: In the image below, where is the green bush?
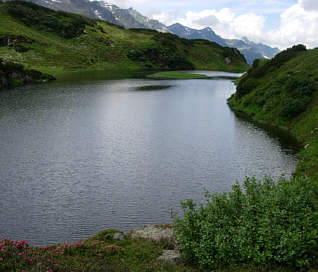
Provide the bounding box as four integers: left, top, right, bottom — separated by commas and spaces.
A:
271, 44, 307, 68
285, 77, 316, 98
281, 96, 312, 119
127, 46, 194, 70
236, 78, 259, 97
252, 58, 261, 68
173, 176, 318, 269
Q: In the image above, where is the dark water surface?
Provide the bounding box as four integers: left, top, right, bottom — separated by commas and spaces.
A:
0, 72, 297, 245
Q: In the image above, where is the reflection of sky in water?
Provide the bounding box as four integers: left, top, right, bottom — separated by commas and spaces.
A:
0, 75, 297, 245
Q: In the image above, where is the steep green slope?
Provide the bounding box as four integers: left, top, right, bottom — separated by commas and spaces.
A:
228, 45, 318, 181
0, 1, 248, 78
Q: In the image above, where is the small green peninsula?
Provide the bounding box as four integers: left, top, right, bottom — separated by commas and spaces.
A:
147, 71, 212, 79
0, 1, 248, 81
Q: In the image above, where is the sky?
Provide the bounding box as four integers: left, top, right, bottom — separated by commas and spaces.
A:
104, 0, 318, 49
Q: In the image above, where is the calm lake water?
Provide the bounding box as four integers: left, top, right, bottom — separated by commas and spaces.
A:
0, 71, 298, 246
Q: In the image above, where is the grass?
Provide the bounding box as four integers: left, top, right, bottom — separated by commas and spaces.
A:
147, 71, 212, 79
0, 228, 201, 272
0, 1, 249, 78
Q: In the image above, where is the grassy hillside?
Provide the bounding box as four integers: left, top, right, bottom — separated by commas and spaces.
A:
0, 1, 248, 78
228, 45, 318, 181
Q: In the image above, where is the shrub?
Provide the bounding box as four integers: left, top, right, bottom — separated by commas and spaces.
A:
127, 46, 194, 70
173, 176, 318, 269
281, 96, 312, 119
271, 44, 306, 68
236, 78, 259, 97
252, 58, 260, 68
285, 77, 316, 98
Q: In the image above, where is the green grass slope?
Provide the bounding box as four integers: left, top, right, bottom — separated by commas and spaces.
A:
228, 45, 318, 181
0, 1, 248, 78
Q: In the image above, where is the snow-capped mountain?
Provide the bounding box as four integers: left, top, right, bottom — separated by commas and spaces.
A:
168, 23, 280, 64
168, 23, 227, 47
19, 0, 169, 32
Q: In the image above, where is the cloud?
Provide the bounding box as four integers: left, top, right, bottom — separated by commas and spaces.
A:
104, 0, 318, 49
267, 0, 318, 48
153, 8, 266, 43
151, 0, 318, 49
300, 0, 318, 11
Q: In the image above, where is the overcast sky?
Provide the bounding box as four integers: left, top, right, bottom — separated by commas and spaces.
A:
104, 0, 318, 49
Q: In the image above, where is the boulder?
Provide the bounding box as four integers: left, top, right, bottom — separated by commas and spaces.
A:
158, 250, 182, 264
130, 225, 174, 243
113, 232, 124, 241
225, 57, 231, 64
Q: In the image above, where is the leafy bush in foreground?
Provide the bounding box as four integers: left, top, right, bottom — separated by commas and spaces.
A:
173, 176, 318, 269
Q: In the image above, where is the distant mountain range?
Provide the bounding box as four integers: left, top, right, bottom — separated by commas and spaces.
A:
168, 23, 280, 64
6, 0, 279, 64
18, 0, 169, 32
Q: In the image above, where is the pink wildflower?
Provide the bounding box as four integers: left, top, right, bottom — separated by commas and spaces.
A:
0, 257, 3, 261
104, 244, 121, 249
18, 252, 24, 256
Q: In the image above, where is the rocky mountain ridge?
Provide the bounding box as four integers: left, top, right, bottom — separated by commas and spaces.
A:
168, 23, 280, 64
3, 0, 169, 31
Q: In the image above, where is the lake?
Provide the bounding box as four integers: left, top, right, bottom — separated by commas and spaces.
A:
0, 71, 298, 245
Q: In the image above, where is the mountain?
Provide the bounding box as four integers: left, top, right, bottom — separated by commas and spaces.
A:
5, 0, 278, 64
168, 23, 280, 64
4, 0, 169, 32
168, 23, 227, 47
226, 37, 280, 64
107, 5, 169, 32
0, 1, 248, 77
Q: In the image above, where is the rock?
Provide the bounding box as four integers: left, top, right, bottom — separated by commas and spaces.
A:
0, 35, 33, 53
11, 72, 18, 79
225, 57, 231, 64
0, 75, 8, 89
130, 225, 174, 243
158, 250, 182, 264
113, 232, 124, 241
304, 144, 310, 149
